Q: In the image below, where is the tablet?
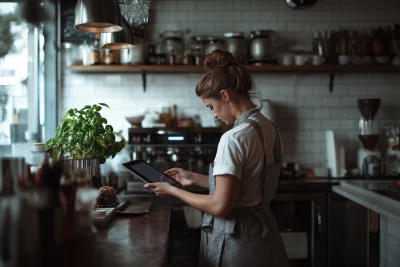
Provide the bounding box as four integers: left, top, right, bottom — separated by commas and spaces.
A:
122, 159, 181, 187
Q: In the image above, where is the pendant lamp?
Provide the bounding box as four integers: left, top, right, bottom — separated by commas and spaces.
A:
100, 16, 135, 49
74, 0, 123, 33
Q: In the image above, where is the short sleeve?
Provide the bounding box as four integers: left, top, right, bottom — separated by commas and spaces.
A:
212, 133, 244, 179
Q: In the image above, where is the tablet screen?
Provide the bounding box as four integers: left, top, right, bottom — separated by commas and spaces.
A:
122, 159, 180, 186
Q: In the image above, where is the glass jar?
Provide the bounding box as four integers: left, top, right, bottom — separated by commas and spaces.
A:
30, 142, 46, 174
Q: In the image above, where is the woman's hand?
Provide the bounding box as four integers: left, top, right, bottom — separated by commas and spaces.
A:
164, 168, 195, 187
143, 182, 175, 196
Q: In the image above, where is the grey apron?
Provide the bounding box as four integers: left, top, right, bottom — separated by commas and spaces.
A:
199, 109, 289, 267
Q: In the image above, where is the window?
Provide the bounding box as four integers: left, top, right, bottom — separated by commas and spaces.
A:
0, 2, 45, 157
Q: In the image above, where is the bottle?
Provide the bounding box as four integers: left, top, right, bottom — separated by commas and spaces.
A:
88, 33, 101, 65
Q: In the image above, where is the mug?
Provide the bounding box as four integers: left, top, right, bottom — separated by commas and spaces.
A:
338, 55, 351, 65
294, 55, 308, 66
311, 55, 324, 65
281, 54, 294, 65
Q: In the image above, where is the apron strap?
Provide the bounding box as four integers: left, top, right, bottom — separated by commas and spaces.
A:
243, 118, 283, 203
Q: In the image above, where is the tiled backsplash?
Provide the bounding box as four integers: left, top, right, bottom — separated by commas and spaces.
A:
60, 0, 400, 169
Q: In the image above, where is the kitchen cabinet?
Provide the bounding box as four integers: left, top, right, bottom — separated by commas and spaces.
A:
272, 192, 328, 267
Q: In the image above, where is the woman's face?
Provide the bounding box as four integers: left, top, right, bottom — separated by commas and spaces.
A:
200, 95, 235, 125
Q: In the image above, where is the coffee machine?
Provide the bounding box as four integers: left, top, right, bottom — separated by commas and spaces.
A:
357, 99, 382, 177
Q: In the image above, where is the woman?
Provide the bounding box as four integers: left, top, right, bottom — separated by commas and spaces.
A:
144, 49, 288, 267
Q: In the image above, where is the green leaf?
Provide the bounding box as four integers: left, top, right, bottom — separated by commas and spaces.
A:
99, 103, 110, 108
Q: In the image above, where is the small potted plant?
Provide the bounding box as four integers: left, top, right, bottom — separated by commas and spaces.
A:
45, 103, 126, 185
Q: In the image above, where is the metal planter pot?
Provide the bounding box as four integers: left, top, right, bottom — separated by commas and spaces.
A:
62, 159, 101, 187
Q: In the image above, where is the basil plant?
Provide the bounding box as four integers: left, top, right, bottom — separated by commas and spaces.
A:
46, 103, 126, 164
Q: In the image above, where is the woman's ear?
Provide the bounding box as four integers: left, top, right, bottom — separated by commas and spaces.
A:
220, 89, 230, 102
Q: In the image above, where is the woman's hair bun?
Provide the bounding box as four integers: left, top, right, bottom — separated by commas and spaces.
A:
204, 49, 237, 70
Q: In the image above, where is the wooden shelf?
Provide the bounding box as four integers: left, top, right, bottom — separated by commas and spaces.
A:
65, 64, 400, 74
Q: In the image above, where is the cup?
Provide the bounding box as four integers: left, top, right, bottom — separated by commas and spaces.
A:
294, 55, 308, 66
311, 55, 324, 65
281, 54, 294, 66
338, 55, 351, 65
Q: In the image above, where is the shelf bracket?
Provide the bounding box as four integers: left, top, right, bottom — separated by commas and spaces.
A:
329, 73, 335, 93
142, 69, 147, 92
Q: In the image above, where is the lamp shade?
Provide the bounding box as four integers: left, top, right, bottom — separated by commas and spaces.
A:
100, 16, 135, 49
74, 0, 123, 33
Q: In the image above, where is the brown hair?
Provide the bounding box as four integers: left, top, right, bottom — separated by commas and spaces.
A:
195, 49, 255, 99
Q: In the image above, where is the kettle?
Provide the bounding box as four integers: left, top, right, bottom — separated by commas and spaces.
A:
362, 155, 382, 177
286, 0, 318, 9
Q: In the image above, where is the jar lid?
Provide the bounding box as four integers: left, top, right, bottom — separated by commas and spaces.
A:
32, 143, 46, 152
250, 30, 274, 38
205, 37, 223, 43
223, 32, 244, 38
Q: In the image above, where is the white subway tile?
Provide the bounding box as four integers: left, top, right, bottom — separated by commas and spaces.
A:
177, 0, 196, 10
312, 11, 332, 21
234, 22, 252, 32
215, 1, 234, 10
295, 131, 313, 141
242, 11, 261, 21
214, 22, 235, 34
322, 96, 340, 107
152, 11, 169, 22
304, 96, 323, 107
269, 22, 286, 31
250, 1, 269, 10
286, 22, 305, 32
278, 12, 295, 22
234, 0, 250, 10
269, 1, 288, 10
251, 22, 270, 30
297, 85, 314, 96
103, 75, 122, 86
313, 108, 331, 119
168, 11, 187, 21
195, 1, 216, 10
186, 15, 205, 24
224, 11, 242, 21
322, 120, 341, 130
196, 22, 215, 34
331, 10, 349, 21
205, 11, 224, 22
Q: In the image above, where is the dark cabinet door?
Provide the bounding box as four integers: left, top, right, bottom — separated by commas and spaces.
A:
273, 193, 328, 267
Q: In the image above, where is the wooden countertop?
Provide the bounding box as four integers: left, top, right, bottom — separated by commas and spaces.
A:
94, 204, 171, 267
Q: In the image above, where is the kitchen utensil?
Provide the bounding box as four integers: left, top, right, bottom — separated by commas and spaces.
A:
363, 155, 382, 177
223, 32, 247, 64
294, 54, 308, 66
125, 115, 145, 127
204, 37, 224, 55
250, 30, 274, 60
101, 43, 134, 65
286, 0, 318, 9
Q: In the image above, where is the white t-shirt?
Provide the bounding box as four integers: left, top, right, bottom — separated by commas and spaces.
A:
212, 112, 279, 206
